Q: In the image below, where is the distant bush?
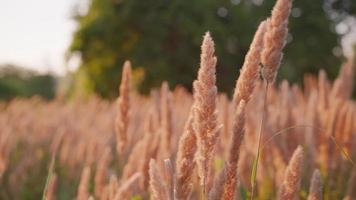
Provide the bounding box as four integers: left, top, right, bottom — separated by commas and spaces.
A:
0, 64, 56, 100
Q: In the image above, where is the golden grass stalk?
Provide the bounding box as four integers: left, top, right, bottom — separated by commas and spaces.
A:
261, 0, 293, 83
307, 169, 322, 200
343, 170, 356, 200
278, 146, 303, 200
250, 81, 268, 200
233, 20, 267, 106
220, 100, 246, 200
330, 57, 354, 99
45, 173, 57, 200
122, 112, 160, 186
114, 173, 142, 200
94, 148, 111, 197
149, 159, 169, 200
208, 166, 226, 200
230, 20, 267, 200
122, 138, 146, 180
175, 108, 197, 200
42, 152, 56, 200
0, 150, 7, 177
140, 112, 160, 189
116, 60, 132, 154
251, 0, 293, 196
77, 166, 91, 200
159, 81, 173, 158
162, 159, 174, 200
193, 32, 221, 193
108, 175, 119, 199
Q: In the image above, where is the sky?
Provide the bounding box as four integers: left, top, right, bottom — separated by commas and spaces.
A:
0, 0, 85, 75
0, 1, 355, 76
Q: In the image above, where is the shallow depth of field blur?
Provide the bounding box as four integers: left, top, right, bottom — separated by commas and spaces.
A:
0, 0, 356, 200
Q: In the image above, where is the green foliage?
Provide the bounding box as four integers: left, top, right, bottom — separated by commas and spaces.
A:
131, 195, 143, 200
69, 0, 355, 97
0, 65, 56, 100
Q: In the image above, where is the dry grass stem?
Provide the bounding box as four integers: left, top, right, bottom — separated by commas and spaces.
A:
261, 0, 293, 83
149, 159, 168, 200
307, 169, 322, 200
220, 100, 246, 200
233, 20, 267, 106
77, 167, 91, 200
175, 108, 197, 200
116, 60, 132, 154
193, 32, 221, 194
278, 146, 303, 200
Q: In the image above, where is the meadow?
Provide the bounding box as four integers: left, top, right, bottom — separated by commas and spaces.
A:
0, 0, 355, 199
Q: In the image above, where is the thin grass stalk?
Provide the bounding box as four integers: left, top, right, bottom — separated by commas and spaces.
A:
307, 169, 322, 200
175, 108, 197, 200
159, 82, 173, 158
163, 159, 174, 200
220, 100, 246, 200
95, 148, 111, 197
149, 159, 167, 200
343, 170, 356, 200
278, 146, 304, 200
45, 174, 57, 200
221, 19, 267, 200
208, 166, 227, 200
122, 139, 146, 181
108, 175, 119, 199
114, 173, 142, 200
116, 60, 132, 154
42, 153, 56, 200
233, 20, 267, 106
250, 81, 269, 200
77, 166, 91, 200
261, 0, 293, 83
193, 32, 221, 195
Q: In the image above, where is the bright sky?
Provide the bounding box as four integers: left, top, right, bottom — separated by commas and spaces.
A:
0, 0, 84, 75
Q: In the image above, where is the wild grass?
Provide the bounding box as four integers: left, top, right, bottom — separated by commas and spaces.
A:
0, 0, 355, 199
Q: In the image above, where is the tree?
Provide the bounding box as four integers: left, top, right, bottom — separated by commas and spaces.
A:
0, 65, 56, 100
69, 0, 355, 98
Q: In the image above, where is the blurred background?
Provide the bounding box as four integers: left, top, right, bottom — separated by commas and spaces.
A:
0, 0, 355, 100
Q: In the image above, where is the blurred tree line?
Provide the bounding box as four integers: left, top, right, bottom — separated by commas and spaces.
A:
69, 0, 356, 98
0, 64, 56, 100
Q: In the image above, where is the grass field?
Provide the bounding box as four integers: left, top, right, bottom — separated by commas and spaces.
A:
0, 0, 355, 199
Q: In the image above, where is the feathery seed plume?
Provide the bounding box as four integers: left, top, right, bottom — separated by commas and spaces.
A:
261, 0, 293, 83
221, 100, 246, 200
149, 159, 168, 200
94, 148, 111, 197
233, 20, 268, 106
307, 169, 323, 200
163, 159, 174, 200
175, 108, 197, 200
278, 146, 303, 200
193, 32, 221, 192
116, 60, 132, 154
140, 112, 160, 189
122, 139, 146, 181
159, 82, 173, 158
208, 166, 227, 200
331, 57, 354, 99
